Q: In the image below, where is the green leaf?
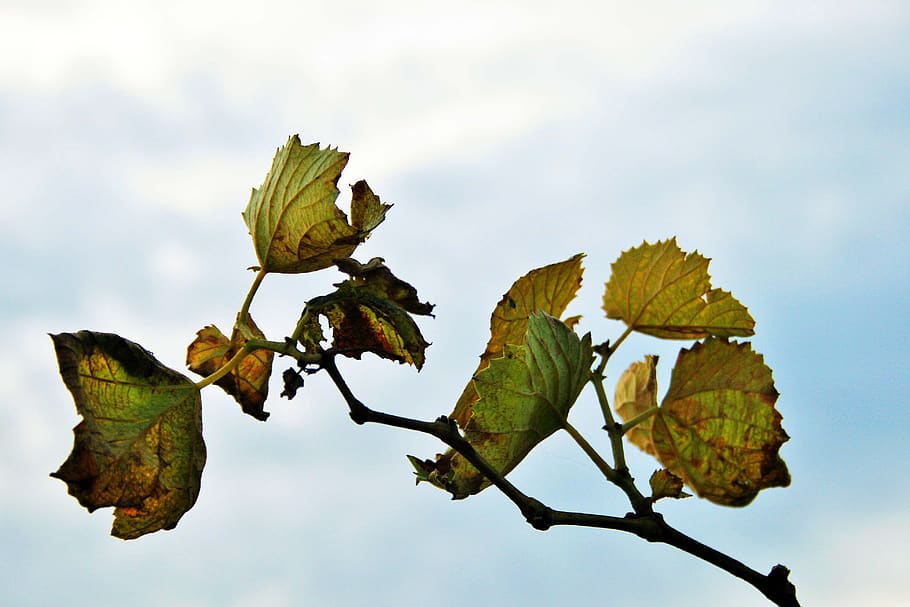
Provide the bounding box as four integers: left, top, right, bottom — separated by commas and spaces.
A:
242, 135, 391, 274
634, 338, 790, 506
50, 332, 205, 539
451, 254, 585, 427
614, 355, 659, 456
186, 317, 274, 421
602, 238, 754, 339
298, 259, 432, 368
418, 312, 593, 498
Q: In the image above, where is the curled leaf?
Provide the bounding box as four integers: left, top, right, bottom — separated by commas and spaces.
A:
602, 238, 754, 339
280, 368, 305, 400
649, 469, 691, 502
298, 259, 432, 369
242, 135, 390, 274
614, 355, 659, 455
333, 257, 435, 316
50, 332, 205, 539
186, 317, 274, 421
417, 312, 593, 498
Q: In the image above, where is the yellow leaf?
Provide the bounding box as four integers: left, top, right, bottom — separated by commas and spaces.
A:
614, 355, 659, 456
602, 238, 754, 339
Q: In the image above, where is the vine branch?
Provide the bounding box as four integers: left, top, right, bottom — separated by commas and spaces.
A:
318, 352, 800, 607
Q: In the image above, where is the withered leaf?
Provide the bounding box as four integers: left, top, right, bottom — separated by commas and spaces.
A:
614, 355, 659, 456
298, 260, 432, 369
186, 317, 274, 421
50, 332, 205, 539
332, 257, 435, 316
652, 338, 790, 506
619, 338, 790, 506
649, 469, 691, 502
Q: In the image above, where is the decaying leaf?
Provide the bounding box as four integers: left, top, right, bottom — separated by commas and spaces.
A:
618, 339, 790, 506
242, 135, 391, 274
614, 355, 659, 455
653, 338, 790, 505
649, 469, 691, 502
602, 238, 754, 339
186, 317, 274, 421
415, 312, 593, 498
280, 368, 305, 400
333, 257, 435, 316
50, 332, 205, 539
297, 259, 433, 368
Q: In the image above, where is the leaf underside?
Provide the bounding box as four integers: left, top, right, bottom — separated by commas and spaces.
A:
298, 258, 433, 369
51, 332, 205, 539
186, 317, 274, 421
603, 238, 755, 339
242, 135, 390, 274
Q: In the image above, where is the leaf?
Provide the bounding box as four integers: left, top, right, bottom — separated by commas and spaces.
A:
333, 257, 435, 316
242, 135, 390, 274
186, 317, 274, 421
418, 312, 593, 498
322, 293, 430, 368
649, 469, 691, 502
280, 368, 305, 400
602, 238, 754, 339
50, 332, 205, 539
451, 254, 584, 427
650, 338, 790, 506
298, 259, 432, 368
614, 355, 659, 456
350, 180, 393, 240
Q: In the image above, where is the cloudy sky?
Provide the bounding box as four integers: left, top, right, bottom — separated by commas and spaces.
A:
2, 1, 908, 606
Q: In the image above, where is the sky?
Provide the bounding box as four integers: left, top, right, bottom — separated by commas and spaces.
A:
2, 1, 909, 606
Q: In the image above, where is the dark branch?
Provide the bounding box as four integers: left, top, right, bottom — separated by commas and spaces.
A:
319, 353, 800, 607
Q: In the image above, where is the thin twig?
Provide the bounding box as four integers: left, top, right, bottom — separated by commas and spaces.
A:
318, 353, 800, 607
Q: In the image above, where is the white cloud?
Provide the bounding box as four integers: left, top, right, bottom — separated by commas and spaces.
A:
803, 513, 910, 606
3, 3, 910, 607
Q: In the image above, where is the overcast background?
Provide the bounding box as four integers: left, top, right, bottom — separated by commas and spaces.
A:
2, 1, 908, 606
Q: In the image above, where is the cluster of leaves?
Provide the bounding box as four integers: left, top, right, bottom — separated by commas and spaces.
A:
409, 240, 789, 507
51, 135, 434, 538
49, 134, 795, 605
